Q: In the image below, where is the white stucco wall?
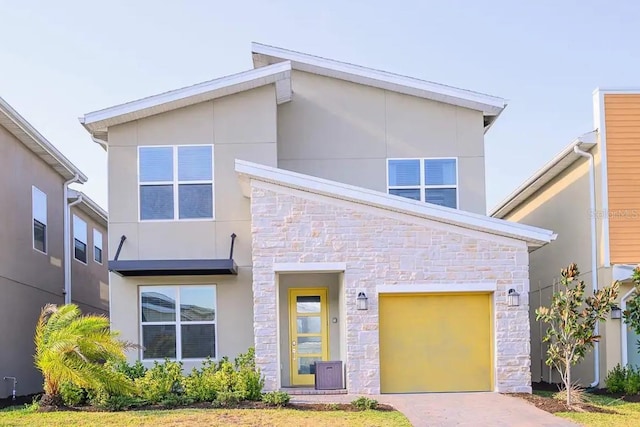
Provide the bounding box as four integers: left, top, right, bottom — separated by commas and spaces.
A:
249, 180, 533, 394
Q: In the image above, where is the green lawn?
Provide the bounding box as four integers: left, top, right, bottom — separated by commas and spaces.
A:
0, 405, 411, 427
536, 392, 640, 427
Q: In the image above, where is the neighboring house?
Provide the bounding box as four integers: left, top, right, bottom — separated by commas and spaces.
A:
80, 43, 555, 395
0, 97, 108, 399
491, 89, 640, 388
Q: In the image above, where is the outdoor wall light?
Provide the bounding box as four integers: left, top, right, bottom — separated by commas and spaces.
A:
611, 305, 622, 320
507, 289, 520, 307
356, 291, 368, 310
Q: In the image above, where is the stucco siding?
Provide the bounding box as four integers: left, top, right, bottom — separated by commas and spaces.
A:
70, 206, 109, 315
249, 180, 531, 394
0, 123, 66, 398
277, 71, 487, 214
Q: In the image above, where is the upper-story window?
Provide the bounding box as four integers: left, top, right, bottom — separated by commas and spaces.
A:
387, 158, 458, 209
32, 186, 47, 253
93, 229, 103, 264
139, 146, 214, 221
73, 215, 88, 264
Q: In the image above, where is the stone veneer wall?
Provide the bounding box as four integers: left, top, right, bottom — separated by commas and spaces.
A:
250, 181, 532, 394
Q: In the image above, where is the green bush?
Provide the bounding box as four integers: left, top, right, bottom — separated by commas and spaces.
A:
625, 367, 640, 395
182, 358, 219, 402
60, 382, 86, 406
605, 364, 627, 393
108, 359, 148, 381
262, 391, 290, 407
135, 360, 184, 404
214, 390, 244, 406
351, 396, 378, 410
605, 364, 640, 395
235, 348, 264, 401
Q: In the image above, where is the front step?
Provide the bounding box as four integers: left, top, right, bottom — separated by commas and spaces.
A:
280, 387, 348, 395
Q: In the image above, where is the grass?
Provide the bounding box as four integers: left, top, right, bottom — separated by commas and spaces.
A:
534, 391, 640, 427
0, 405, 411, 427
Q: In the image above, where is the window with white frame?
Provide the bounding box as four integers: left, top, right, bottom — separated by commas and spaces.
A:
32, 186, 47, 253
140, 286, 217, 360
138, 146, 213, 220
387, 158, 458, 208
93, 229, 103, 264
73, 215, 87, 263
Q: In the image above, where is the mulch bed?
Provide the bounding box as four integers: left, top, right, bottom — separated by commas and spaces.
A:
533, 381, 640, 403
509, 393, 615, 414
0, 394, 41, 410
36, 401, 396, 413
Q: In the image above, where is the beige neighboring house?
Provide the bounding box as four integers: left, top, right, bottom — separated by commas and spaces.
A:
0, 97, 108, 399
80, 43, 555, 395
491, 89, 640, 388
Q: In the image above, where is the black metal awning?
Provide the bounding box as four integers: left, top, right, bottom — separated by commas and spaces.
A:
109, 259, 238, 277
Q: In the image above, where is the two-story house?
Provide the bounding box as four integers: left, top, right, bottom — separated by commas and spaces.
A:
491, 89, 640, 388
80, 43, 555, 395
0, 97, 109, 400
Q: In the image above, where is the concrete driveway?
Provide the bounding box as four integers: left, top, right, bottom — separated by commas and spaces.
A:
291, 392, 578, 427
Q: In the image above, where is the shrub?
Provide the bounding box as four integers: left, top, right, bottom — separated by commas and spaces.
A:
235, 348, 264, 401
605, 364, 628, 393
60, 382, 86, 406
351, 396, 378, 410
92, 392, 144, 412
135, 360, 184, 404
109, 359, 147, 381
262, 391, 290, 407
182, 358, 219, 402
625, 367, 640, 395
214, 390, 244, 407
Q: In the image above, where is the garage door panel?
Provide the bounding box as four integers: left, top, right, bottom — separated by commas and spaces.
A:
379, 293, 493, 393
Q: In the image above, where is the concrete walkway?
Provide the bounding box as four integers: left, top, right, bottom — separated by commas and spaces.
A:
291, 393, 578, 427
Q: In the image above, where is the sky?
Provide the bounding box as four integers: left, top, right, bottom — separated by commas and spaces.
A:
1, 0, 639, 212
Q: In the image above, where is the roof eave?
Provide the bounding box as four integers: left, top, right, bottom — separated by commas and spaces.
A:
490, 131, 598, 219
68, 189, 108, 226
235, 159, 555, 248
0, 97, 88, 182
251, 42, 507, 118
80, 61, 293, 136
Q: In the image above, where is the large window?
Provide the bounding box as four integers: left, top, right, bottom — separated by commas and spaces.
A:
73, 215, 87, 263
139, 146, 214, 221
93, 229, 103, 264
32, 186, 47, 253
140, 286, 217, 360
387, 158, 458, 208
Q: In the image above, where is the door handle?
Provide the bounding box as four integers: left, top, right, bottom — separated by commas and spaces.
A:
292, 341, 296, 346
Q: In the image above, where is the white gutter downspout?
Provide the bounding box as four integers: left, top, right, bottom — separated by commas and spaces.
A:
64, 179, 83, 304
574, 144, 600, 388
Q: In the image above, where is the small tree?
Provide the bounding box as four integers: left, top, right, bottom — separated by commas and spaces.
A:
536, 263, 619, 406
623, 267, 640, 352
34, 304, 135, 407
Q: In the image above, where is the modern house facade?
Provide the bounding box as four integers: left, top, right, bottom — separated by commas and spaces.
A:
0, 97, 108, 399
81, 43, 555, 394
491, 89, 640, 387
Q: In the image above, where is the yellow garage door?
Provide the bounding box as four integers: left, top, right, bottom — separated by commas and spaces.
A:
379, 293, 493, 393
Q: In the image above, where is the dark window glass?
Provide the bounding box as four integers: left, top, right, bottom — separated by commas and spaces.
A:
34, 220, 46, 252
425, 188, 457, 208
178, 184, 213, 219
140, 185, 174, 220
389, 188, 421, 201
74, 239, 87, 263
181, 324, 215, 359
94, 247, 102, 263
142, 325, 176, 359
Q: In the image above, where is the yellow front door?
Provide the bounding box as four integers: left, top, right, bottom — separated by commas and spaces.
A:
289, 288, 329, 386
379, 292, 493, 393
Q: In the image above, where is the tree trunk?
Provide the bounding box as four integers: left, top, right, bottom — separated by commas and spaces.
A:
38, 393, 64, 410
566, 362, 572, 406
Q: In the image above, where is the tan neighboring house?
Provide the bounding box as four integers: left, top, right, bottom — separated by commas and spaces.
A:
0, 97, 108, 400
491, 89, 640, 388
80, 43, 555, 395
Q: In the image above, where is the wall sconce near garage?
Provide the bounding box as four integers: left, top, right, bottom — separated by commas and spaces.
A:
356, 291, 368, 310
507, 289, 520, 307
611, 305, 622, 320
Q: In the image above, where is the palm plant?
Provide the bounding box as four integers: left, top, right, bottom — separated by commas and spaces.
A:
34, 303, 135, 407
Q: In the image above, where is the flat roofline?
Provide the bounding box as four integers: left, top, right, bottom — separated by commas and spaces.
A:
109, 259, 238, 277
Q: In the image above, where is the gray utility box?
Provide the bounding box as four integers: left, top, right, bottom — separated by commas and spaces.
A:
314, 361, 343, 390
